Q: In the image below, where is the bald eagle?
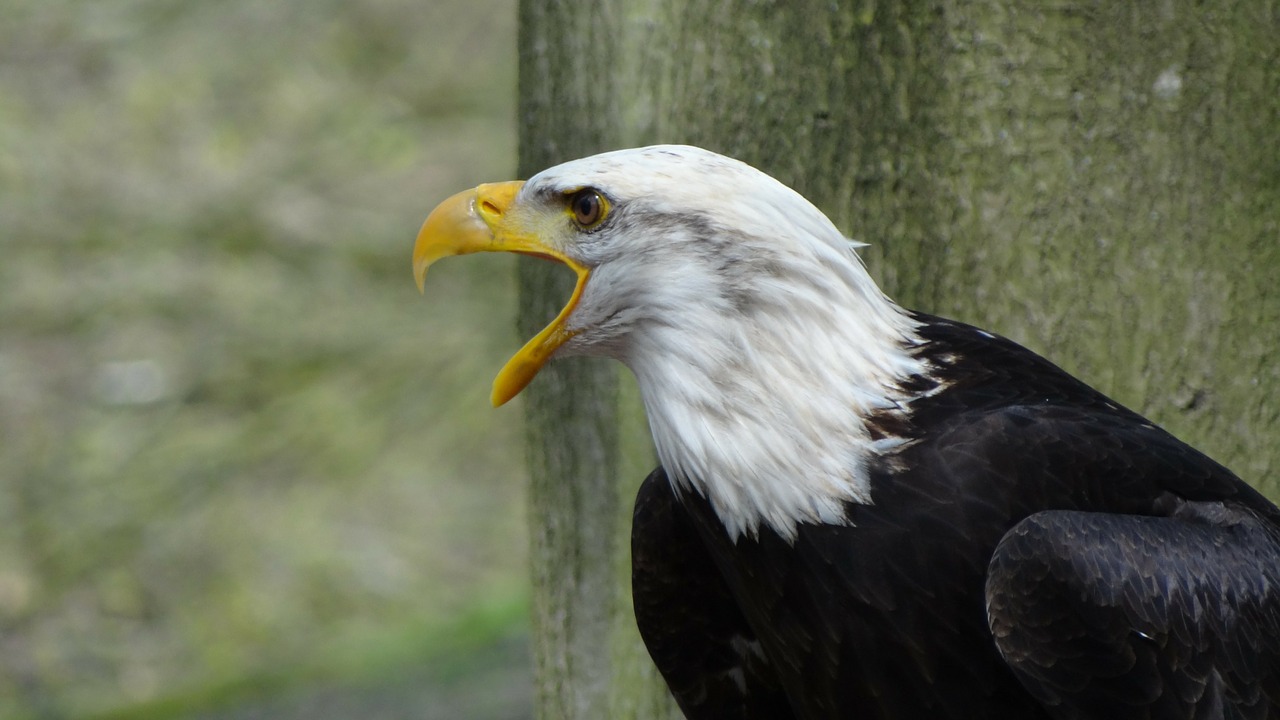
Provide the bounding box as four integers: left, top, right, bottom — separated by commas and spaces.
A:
414, 145, 1280, 719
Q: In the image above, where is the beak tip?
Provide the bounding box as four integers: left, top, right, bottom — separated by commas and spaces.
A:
490, 383, 513, 407
411, 186, 485, 296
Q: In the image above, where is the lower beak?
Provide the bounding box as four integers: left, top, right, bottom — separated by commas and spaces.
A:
413, 181, 590, 406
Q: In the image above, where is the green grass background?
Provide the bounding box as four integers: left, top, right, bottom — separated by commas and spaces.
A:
0, 1, 530, 717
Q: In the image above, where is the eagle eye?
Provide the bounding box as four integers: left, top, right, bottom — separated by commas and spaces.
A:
568, 189, 607, 229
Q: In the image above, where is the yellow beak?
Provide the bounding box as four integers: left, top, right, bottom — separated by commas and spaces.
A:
413, 181, 590, 406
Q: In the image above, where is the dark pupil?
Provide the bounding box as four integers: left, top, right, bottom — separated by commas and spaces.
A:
576, 193, 597, 222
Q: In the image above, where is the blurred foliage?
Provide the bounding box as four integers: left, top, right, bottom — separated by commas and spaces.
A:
0, 0, 527, 717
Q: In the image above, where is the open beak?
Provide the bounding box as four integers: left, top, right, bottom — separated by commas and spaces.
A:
414, 181, 590, 407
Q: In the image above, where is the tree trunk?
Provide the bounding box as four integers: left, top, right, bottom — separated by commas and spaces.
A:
516, 0, 1280, 716
516, 3, 677, 718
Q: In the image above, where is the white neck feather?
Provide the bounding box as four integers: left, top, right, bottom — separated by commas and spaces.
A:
621, 230, 924, 542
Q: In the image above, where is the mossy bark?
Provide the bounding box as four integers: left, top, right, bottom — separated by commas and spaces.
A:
517, 1, 1280, 716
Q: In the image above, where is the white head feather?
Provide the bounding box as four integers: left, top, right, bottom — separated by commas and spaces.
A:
525, 145, 925, 541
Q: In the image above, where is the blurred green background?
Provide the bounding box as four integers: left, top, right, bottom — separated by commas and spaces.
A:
0, 1, 531, 717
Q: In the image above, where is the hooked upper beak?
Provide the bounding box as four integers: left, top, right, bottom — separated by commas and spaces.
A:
413, 181, 590, 406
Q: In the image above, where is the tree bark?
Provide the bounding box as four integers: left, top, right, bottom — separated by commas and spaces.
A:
516, 0, 1280, 716
516, 3, 676, 718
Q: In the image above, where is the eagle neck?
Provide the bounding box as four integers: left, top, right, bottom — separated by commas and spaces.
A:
624, 254, 924, 542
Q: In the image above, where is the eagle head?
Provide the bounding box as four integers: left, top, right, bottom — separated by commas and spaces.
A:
415, 145, 924, 539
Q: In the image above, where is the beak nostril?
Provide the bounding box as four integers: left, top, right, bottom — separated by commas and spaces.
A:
480, 200, 502, 217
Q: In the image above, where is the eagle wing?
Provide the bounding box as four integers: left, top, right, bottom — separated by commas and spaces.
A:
633, 402, 1280, 719
632, 467, 795, 719
987, 505, 1280, 720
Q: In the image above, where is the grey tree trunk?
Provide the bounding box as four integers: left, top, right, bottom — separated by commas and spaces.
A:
516, 1, 1280, 717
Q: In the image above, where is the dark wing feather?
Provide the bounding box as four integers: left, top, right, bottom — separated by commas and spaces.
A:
915, 317, 1280, 718
632, 468, 794, 720
987, 507, 1280, 720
